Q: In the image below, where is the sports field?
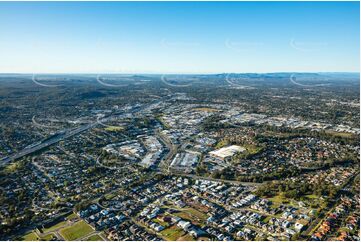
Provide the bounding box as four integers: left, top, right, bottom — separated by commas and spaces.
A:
59, 221, 93, 240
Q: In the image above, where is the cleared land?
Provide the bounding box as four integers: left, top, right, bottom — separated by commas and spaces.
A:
160, 225, 185, 241
173, 207, 208, 226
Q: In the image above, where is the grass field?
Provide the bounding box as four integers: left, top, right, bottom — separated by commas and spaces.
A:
215, 139, 229, 149
160, 225, 185, 240
59, 221, 93, 240
4, 162, 22, 173
86, 234, 103, 241
153, 218, 169, 227
267, 194, 290, 205
193, 107, 219, 112
67, 213, 78, 220
42, 213, 78, 233
20, 231, 55, 241
243, 143, 264, 155
305, 194, 318, 199
262, 216, 272, 223
104, 193, 116, 200
41, 234, 55, 241
325, 130, 354, 138
21, 232, 39, 241
185, 207, 208, 220
268, 192, 326, 211
104, 126, 123, 132
173, 207, 207, 226
177, 234, 194, 241
42, 220, 67, 233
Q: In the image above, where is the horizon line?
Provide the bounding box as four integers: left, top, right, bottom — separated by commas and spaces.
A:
0, 71, 359, 76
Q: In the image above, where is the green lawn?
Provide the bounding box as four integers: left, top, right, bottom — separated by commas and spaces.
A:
244, 144, 264, 155
42, 213, 78, 233
41, 234, 55, 241
262, 216, 272, 223
4, 162, 22, 173
59, 221, 94, 240
42, 220, 67, 233
104, 126, 123, 132
153, 218, 169, 227
305, 194, 318, 199
21, 232, 39, 241
186, 208, 207, 220
215, 140, 229, 149
267, 194, 290, 204
20, 232, 55, 241
160, 225, 185, 240
86, 234, 103, 241
66, 213, 78, 220
104, 193, 116, 200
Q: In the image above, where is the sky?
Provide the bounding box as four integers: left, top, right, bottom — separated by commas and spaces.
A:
0, 1, 359, 74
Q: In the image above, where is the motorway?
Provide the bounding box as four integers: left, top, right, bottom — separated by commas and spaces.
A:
0, 99, 164, 167
0, 122, 96, 166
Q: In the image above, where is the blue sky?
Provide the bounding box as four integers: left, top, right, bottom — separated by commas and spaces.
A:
0, 1, 359, 73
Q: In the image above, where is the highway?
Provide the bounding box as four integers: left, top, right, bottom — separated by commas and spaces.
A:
0, 98, 164, 167
0, 123, 96, 166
